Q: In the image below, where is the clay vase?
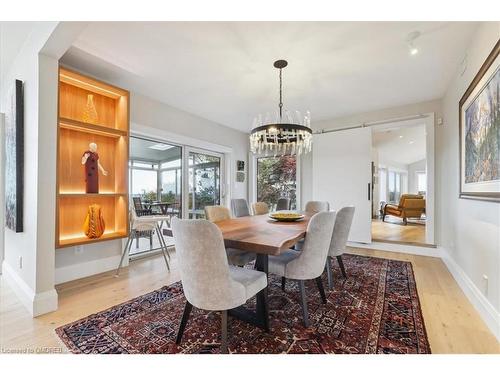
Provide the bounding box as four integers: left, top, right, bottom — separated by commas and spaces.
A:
83, 204, 105, 239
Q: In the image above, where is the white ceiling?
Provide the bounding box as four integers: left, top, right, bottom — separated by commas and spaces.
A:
0, 22, 38, 82
373, 123, 426, 165
61, 21, 478, 132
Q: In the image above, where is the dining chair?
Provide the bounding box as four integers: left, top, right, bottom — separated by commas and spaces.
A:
252, 201, 269, 215
132, 197, 153, 216
268, 211, 336, 327
325, 206, 355, 289
305, 201, 330, 213
276, 197, 291, 211
231, 198, 251, 217
171, 217, 267, 353
204, 206, 256, 266
116, 207, 171, 275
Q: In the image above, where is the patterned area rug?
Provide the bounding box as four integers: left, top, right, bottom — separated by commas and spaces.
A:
56, 254, 431, 354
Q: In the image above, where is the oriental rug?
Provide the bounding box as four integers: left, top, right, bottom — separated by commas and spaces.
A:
56, 254, 431, 354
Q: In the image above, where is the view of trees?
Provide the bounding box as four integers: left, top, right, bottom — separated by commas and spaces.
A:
257, 155, 297, 210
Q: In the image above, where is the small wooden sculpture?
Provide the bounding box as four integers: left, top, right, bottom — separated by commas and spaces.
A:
81, 142, 108, 193
83, 204, 105, 239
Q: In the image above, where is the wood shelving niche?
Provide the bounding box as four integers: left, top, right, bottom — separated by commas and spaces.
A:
56, 67, 130, 248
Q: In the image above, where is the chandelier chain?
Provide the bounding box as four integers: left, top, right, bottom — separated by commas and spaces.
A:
279, 68, 283, 119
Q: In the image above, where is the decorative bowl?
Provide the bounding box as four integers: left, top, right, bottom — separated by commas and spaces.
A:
269, 211, 305, 222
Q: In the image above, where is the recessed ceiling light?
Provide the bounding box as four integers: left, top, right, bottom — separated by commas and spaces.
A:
149, 143, 173, 151
409, 140, 415, 144
406, 31, 421, 56
399, 135, 404, 139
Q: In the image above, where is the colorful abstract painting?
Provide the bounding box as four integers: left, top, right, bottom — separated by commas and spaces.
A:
5, 80, 24, 232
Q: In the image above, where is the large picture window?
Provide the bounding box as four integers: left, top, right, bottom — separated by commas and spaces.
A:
256, 155, 297, 210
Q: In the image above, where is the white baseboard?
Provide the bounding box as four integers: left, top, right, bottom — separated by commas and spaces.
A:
55, 254, 124, 285
2, 260, 58, 317
441, 250, 500, 342
349, 241, 443, 258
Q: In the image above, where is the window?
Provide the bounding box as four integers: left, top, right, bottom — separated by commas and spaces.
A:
417, 172, 427, 195
257, 155, 297, 210
388, 170, 404, 203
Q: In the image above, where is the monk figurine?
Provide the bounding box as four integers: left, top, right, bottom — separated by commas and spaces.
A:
81, 142, 108, 193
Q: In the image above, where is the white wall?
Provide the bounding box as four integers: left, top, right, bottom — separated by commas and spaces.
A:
55, 90, 250, 284
408, 159, 426, 194
437, 23, 500, 317
0, 22, 60, 315
302, 99, 442, 206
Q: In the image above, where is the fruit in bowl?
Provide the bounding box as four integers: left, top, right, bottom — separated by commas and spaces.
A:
269, 210, 305, 222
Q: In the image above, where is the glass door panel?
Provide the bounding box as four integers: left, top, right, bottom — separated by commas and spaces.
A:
188, 151, 222, 219
129, 136, 182, 256
257, 155, 297, 210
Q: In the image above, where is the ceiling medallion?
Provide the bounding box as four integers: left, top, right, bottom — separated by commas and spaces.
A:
250, 60, 312, 155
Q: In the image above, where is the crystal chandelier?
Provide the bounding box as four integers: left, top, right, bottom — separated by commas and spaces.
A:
250, 60, 312, 155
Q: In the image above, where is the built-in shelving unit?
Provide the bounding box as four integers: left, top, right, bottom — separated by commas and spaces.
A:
56, 67, 130, 248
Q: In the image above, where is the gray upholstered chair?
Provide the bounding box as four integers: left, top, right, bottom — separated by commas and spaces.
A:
252, 202, 269, 215
231, 198, 251, 217
268, 211, 336, 327
171, 217, 267, 353
305, 200, 330, 213
204, 205, 256, 266
276, 197, 291, 211
325, 206, 355, 289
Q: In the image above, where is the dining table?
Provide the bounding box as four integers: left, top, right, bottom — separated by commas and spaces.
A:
166, 213, 311, 332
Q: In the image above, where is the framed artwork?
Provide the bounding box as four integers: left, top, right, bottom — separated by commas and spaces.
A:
236, 171, 245, 183
237, 160, 245, 171
5, 79, 24, 232
459, 40, 499, 202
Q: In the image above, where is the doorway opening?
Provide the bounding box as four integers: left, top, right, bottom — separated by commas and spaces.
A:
371, 120, 434, 247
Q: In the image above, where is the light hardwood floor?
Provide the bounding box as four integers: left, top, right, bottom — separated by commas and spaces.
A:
372, 217, 430, 246
0, 248, 498, 353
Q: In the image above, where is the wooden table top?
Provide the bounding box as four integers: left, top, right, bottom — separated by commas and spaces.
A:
215, 214, 310, 256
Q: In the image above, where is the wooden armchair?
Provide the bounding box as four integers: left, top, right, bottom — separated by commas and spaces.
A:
382, 194, 425, 225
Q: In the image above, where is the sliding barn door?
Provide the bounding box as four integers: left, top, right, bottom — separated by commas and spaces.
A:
312, 127, 372, 243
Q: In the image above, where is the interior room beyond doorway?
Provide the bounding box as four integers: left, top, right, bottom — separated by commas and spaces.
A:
371, 120, 433, 247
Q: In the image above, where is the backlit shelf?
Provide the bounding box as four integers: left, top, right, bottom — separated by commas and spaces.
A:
58, 231, 128, 248
59, 117, 126, 138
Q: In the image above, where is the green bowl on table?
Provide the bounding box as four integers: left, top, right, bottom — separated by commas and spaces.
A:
269, 210, 305, 222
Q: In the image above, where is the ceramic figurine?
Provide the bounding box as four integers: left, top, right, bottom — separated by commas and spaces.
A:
81, 142, 108, 193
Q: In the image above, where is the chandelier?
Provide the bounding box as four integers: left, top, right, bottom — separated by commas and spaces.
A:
250, 60, 312, 155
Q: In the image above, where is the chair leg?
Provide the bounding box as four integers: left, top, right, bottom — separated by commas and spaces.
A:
326, 256, 334, 289
337, 255, 347, 278
221, 310, 228, 354
149, 232, 153, 248
155, 227, 170, 271
403, 217, 408, 225
315, 276, 327, 304
281, 277, 286, 291
297, 280, 309, 327
115, 237, 132, 276
156, 224, 171, 259
176, 301, 193, 345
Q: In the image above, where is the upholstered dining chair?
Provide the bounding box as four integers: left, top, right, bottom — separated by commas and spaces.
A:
325, 206, 355, 289
305, 201, 330, 213
204, 206, 256, 266
252, 201, 269, 215
231, 198, 251, 217
171, 217, 267, 353
268, 211, 336, 327
276, 197, 291, 211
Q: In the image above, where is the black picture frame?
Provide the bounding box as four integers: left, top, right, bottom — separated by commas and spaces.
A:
5, 79, 24, 232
